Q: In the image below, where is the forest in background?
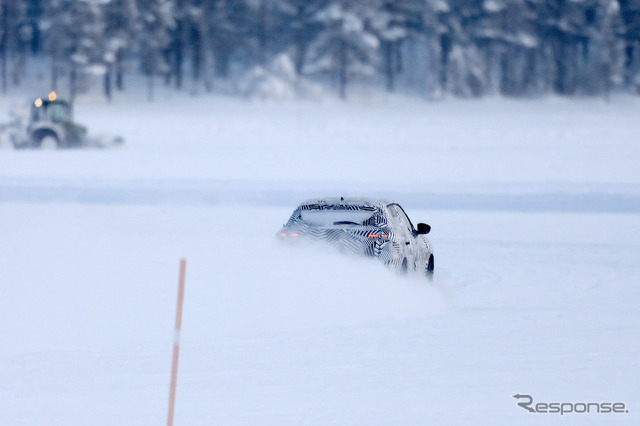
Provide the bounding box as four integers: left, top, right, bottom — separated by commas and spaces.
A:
1, 0, 640, 101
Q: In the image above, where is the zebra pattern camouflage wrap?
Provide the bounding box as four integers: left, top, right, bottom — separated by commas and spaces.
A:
278, 197, 434, 276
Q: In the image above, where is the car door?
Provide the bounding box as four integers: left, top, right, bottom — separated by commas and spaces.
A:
387, 204, 419, 268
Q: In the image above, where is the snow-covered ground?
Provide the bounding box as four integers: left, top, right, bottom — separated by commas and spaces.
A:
1, 88, 639, 425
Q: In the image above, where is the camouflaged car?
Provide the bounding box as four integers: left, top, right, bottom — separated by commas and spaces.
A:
279, 197, 434, 276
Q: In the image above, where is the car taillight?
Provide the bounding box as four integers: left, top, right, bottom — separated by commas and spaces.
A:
368, 233, 388, 239
281, 232, 299, 237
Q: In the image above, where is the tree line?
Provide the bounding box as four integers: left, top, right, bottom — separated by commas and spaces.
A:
1, 0, 640, 100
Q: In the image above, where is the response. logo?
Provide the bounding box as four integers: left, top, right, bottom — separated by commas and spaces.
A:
512, 394, 630, 415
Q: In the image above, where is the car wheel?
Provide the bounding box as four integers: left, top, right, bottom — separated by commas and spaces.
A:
39, 135, 59, 149
422, 255, 435, 282
426, 255, 435, 275
400, 258, 408, 274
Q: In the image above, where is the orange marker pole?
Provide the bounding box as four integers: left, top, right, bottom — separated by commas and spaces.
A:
167, 258, 187, 426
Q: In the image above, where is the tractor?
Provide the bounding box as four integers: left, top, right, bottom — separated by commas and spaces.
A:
1, 92, 123, 149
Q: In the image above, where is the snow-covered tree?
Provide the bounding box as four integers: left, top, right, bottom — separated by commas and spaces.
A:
26, 0, 43, 55
203, 0, 249, 79
472, 0, 541, 96
244, 0, 271, 66
431, 0, 487, 97
619, 0, 640, 92
305, 1, 381, 99
165, 0, 187, 89
533, 0, 590, 95
184, 2, 208, 92
0, 0, 32, 91
267, 0, 329, 75
1, 1, 10, 92
137, 0, 175, 100
372, 0, 417, 92
414, 0, 452, 98
102, 0, 138, 99
1, 0, 638, 99
42, 0, 106, 100
601, 0, 625, 98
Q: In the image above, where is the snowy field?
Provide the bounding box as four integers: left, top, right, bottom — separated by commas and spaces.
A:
1, 88, 639, 425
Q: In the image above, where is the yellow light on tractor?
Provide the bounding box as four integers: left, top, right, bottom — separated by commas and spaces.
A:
48, 91, 57, 101
34, 98, 43, 107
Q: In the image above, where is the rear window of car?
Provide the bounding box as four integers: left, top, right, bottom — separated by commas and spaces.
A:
289, 204, 386, 227
299, 209, 375, 226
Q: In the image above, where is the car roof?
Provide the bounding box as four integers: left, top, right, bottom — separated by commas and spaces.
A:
297, 197, 395, 209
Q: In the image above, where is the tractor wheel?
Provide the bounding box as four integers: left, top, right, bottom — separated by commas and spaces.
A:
39, 135, 59, 149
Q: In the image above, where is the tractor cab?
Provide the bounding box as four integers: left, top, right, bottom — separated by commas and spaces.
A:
31, 93, 73, 125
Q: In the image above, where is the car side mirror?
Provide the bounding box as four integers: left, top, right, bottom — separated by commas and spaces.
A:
416, 223, 431, 234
